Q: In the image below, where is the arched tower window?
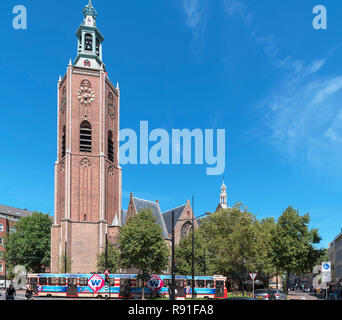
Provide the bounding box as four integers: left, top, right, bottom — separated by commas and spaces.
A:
62, 126, 66, 158
84, 33, 93, 51
80, 121, 92, 153
96, 38, 100, 56
108, 131, 114, 162
180, 222, 192, 239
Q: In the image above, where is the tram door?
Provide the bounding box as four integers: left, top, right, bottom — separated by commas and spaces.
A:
30, 277, 38, 294
176, 280, 186, 298
215, 280, 224, 298
67, 278, 78, 297
120, 279, 131, 298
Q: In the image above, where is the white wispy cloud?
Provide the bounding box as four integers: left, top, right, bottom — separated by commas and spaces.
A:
223, 0, 253, 26
183, 0, 201, 30
182, 0, 207, 38
259, 58, 342, 173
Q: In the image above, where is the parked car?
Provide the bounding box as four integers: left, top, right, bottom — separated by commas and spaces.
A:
223, 297, 257, 300
254, 289, 276, 300
271, 289, 287, 300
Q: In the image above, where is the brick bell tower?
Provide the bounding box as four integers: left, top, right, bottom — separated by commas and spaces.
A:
51, 1, 122, 273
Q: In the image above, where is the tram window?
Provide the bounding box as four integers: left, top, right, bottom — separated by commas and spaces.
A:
136, 279, 143, 288
196, 280, 205, 288
58, 278, 66, 286
30, 277, 37, 285
109, 278, 115, 286
177, 280, 185, 288
48, 278, 57, 286
79, 278, 88, 287
163, 279, 171, 287
39, 278, 48, 285
206, 280, 214, 288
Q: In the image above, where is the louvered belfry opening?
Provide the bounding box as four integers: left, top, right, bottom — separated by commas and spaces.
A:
62, 126, 66, 158
80, 121, 92, 153
108, 131, 114, 162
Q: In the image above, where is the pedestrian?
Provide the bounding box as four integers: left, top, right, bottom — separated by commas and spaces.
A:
6, 285, 16, 301
25, 284, 34, 300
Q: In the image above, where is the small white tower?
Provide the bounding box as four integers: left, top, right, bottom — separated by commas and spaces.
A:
220, 178, 227, 209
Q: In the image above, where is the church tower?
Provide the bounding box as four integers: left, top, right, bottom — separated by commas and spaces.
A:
219, 178, 228, 209
51, 1, 122, 273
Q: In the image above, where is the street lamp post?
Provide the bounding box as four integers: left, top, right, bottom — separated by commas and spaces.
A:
191, 196, 195, 300
64, 241, 67, 273
171, 210, 175, 301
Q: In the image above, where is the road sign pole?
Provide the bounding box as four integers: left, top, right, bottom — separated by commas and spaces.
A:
252, 278, 255, 298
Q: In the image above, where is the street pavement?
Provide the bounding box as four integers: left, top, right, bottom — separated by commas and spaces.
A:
287, 292, 324, 301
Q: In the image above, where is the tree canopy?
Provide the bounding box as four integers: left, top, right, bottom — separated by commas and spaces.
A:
4, 212, 52, 273
270, 206, 324, 292
118, 209, 169, 277
97, 245, 121, 273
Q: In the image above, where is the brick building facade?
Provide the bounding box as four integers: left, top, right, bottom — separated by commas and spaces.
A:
51, 1, 121, 274
0, 205, 32, 279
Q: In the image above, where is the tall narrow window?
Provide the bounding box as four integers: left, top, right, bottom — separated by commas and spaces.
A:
80, 121, 92, 153
108, 131, 114, 162
85, 33, 93, 51
62, 126, 66, 158
96, 38, 100, 56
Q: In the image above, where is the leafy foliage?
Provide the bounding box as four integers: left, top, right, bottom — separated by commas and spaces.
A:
270, 206, 324, 292
4, 212, 52, 273
118, 209, 170, 277
97, 246, 121, 273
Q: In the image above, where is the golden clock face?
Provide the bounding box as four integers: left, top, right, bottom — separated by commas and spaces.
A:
77, 87, 95, 106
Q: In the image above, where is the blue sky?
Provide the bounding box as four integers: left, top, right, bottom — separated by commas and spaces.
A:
0, 0, 341, 248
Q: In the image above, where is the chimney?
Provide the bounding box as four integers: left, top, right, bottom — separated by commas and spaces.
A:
130, 193, 133, 200
156, 200, 159, 204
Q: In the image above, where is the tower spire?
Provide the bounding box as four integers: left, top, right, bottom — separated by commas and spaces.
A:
74, 0, 105, 70
83, 0, 98, 20
220, 177, 227, 209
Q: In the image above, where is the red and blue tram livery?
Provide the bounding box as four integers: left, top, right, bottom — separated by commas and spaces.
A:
27, 273, 227, 299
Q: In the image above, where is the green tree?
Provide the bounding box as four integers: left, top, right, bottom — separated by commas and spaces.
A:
97, 246, 121, 273
4, 212, 52, 273
197, 204, 261, 291
270, 206, 324, 293
175, 231, 214, 276
118, 209, 169, 299
56, 254, 72, 273
254, 218, 278, 288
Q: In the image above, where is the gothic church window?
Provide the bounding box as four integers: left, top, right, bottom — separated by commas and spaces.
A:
108, 131, 114, 162
62, 126, 66, 158
80, 121, 92, 153
181, 221, 192, 239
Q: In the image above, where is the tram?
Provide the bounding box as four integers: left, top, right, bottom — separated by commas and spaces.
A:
27, 273, 227, 299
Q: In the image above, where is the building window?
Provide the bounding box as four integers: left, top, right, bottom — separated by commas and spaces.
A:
0, 224, 3, 232
0, 265, 3, 272
0, 252, 4, 259
96, 38, 100, 56
85, 33, 93, 51
108, 131, 114, 162
0, 238, 3, 246
180, 222, 192, 239
80, 121, 92, 153
62, 126, 66, 158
